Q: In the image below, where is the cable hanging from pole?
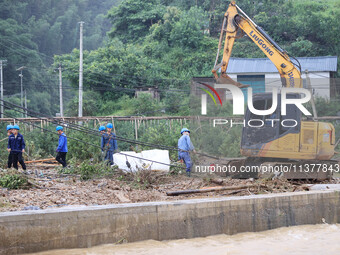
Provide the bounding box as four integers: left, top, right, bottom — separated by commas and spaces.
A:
0, 98, 221, 159
0, 98, 186, 152
1, 106, 187, 170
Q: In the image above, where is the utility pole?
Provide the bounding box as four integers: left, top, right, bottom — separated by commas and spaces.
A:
78, 21, 84, 123
58, 63, 64, 117
16, 66, 26, 117
24, 90, 27, 118
0, 59, 7, 118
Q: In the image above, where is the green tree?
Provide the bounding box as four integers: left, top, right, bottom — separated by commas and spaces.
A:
133, 93, 161, 116
107, 0, 165, 42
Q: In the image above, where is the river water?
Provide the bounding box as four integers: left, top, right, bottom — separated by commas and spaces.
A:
32, 224, 340, 255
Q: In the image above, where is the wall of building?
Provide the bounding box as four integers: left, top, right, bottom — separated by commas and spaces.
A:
265, 72, 330, 98
223, 72, 330, 99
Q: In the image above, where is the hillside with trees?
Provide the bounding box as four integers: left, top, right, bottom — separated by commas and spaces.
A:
0, 0, 119, 116
0, 0, 339, 117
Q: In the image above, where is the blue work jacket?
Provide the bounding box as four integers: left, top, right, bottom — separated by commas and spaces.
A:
57, 133, 68, 152
101, 132, 118, 152
178, 135, 194, 152
8, 133, 25, 152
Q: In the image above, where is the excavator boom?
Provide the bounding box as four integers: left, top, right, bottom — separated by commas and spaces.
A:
212, 1, 301, 88
209, 1, 336, 179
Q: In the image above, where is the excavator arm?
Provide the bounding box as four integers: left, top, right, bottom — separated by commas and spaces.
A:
208, 2, 335, 177
212, 1, 302, 88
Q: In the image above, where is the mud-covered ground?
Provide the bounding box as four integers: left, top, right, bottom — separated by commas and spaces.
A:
0, 164, 339, 212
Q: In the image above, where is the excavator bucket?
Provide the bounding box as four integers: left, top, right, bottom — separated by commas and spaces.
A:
215, 73, 249, 88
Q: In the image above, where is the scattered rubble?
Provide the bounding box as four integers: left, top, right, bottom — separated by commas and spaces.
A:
0, 164, 339, 212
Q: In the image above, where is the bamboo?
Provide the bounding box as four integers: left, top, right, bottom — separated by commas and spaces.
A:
112, 120, 116, 134
25, 158, 57, 164
134, 118, 138, 140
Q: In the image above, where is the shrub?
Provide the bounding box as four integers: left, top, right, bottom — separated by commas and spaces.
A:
0, 174, 28, 189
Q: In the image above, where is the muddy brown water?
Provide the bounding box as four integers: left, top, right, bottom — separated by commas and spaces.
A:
29, 224, 340, 255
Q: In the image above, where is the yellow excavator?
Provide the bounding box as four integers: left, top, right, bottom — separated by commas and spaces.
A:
212, 1, 336, 178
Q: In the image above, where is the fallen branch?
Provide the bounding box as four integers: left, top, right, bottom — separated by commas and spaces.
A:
27, 179, 44, 189
25, 158, 56, 164
166, 184, 266, 196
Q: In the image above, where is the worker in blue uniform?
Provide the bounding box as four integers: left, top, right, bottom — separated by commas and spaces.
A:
178, 128, 196, 177
6, 125, 13, 168
99, 125, 106, 161
55, 126, 68, 168
101, 123, 118, 165
7, 125, 26, 171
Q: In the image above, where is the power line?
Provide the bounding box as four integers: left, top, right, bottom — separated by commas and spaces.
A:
0, 37, 190, 85
1, 98, 186, 152
1, 98, 220, 162
0, 37, 54, 62
0, 37, 192, 93
1, 107, 187, 170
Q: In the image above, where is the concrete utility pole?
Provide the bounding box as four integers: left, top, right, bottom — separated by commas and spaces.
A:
24, 90, 27, 118
16, 66, 26, 117
58, 63, 64, 117
78, 21, 84, 122
0, 59, 7, 118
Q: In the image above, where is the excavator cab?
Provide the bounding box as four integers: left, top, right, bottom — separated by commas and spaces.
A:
240, 93, 335, 160
241, 93, 301, 156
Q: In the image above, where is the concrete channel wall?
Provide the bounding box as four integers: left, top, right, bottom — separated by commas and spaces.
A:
1, 190, 340, 254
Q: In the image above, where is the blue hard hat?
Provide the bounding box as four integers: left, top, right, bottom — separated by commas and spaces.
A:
181, 128, 190, 134
6, 125, 13, 131
13, 125, 20, 130
98, 126, 106, 131
56, 126, 63, 131
106, 123, 113, 129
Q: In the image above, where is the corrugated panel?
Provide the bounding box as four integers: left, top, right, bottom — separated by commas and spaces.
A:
226, 56, 337, 73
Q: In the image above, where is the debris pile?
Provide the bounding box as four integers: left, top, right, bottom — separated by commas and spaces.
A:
0, 164, 339, 212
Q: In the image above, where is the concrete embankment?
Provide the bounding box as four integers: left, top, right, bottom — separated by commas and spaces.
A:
1, 190, 340, 254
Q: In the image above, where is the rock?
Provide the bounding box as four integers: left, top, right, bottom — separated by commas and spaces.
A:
110, 185, 120, 190
22, 206, 41, 210
210, 178, 224, 185
98, 181, 107, 188
113, 191, 131, 203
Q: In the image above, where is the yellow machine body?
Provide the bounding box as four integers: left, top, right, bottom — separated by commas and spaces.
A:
213, 1, 335, 161
241, 121, 335, 160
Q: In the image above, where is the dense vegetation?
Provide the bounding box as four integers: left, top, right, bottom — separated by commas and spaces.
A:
0, 0, 339, 117
0, 0, 119, 116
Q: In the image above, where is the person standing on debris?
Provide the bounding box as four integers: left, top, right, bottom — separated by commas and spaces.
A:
6, 125, 13, 168
7, 125, 26, 171
178, 128, 195, 177
102, 123, 118, 166
55, 126, 68, 168
99, 125, 106, 161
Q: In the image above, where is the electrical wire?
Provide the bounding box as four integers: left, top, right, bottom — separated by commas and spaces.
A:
1, 98, 221, 160
1, 107, 187, 170
0, 37, 190, 86
0, 98, 187, 152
